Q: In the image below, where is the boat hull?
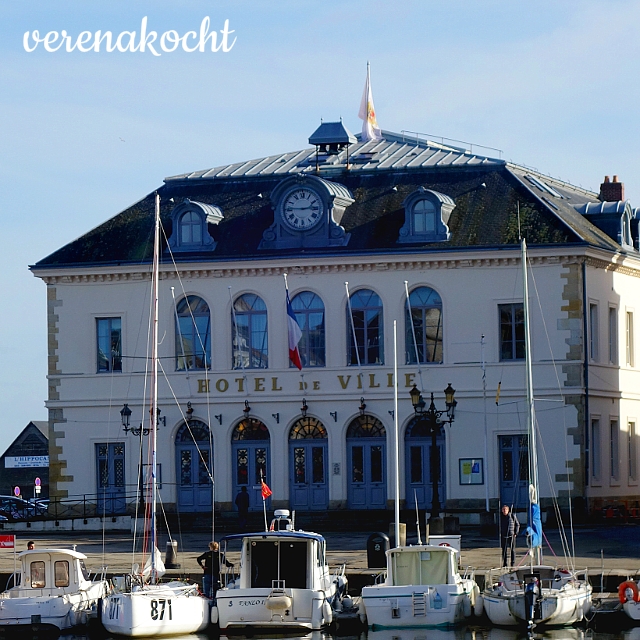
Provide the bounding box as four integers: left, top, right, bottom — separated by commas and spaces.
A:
483, 583, 591, 627
216, 587, 334, 631
0, 581, 106, 631
360, 580, 476, 629
101, 583, 209, 637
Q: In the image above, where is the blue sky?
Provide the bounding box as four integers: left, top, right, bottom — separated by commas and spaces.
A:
2, 0, 640, 455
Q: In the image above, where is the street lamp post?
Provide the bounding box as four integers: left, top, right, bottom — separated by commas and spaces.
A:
409, 384, 457, 522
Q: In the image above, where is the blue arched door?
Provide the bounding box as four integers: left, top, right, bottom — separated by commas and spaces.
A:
175, 420, 213, 512
404, 417, 445, 510
232, 418, 270, 511
346, 415, 387, 509
289, 417, 328, 511
499, 434, 529, 509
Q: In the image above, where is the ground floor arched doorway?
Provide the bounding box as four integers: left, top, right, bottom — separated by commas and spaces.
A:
404, 416, 445, 510
175, 420, 213, 512
346, 415, 387, 509
232, 418, 270, 511
289, 417, 328, 511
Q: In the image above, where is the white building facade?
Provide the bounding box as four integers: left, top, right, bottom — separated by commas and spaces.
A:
32, 127, 640, 520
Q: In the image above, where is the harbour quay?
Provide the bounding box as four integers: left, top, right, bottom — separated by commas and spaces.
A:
1, 524, 639, 593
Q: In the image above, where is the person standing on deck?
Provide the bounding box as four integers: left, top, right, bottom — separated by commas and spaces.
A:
500, 504, 520, 567
197, 541, 233, 598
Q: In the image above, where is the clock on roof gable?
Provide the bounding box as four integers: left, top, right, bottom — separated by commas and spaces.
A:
167, 199, 222, 253
259, 174, 353, 250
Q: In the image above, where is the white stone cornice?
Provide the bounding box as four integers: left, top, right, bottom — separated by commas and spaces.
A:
34, 248, 640, 284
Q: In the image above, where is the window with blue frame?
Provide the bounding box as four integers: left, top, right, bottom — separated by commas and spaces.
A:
291, 291, 325, 367
175, 295, 211, 370
405, 286, 443, 364
347, 289, 383, 365
233, 294, 268, 369
96, 317, 122, 373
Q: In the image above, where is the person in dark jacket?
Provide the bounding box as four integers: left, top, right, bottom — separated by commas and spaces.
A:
235, 486, 250, 530
500, 504, 520, 567
197, 541, 233, 598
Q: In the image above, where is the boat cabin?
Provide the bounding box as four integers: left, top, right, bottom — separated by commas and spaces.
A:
221, 510, 331, 592
8, 549, 93, 596
387, 545, 459, 587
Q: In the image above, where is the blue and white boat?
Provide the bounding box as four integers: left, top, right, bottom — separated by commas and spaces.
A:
216, 509, 346, 631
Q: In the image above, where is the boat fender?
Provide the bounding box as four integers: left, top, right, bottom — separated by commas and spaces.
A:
619, 581, 640, 603
462, 593, 472, 617
265, 594, 292, 610
474, 594, 484, 617
323, 599, 333, 624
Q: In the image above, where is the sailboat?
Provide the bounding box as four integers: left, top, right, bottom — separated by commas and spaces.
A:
359, 322, 479, 629
100, 194, 210, 637
481, 238, 592, 629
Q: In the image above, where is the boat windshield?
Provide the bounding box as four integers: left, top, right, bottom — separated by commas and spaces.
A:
250, 540, 308, 589
391, 549, 450, 586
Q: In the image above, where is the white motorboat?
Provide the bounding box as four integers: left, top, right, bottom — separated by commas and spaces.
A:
100, 193, 209, 637
0, 547, 108, 631
360, 321, 479, 629
216, 509, 347, 631
481, 238, 592, 629
360, 543, 479, 628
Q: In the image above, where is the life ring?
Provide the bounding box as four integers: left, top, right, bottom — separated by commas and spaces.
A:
618, 580, 640, 603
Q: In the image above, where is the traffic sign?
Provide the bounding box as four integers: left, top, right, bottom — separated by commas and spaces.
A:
35, 477, 41, 486
13, 486, 20, 497
0, 535, 15, 549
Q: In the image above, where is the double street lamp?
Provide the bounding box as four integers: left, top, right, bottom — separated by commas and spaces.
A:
409, 383, 457, 521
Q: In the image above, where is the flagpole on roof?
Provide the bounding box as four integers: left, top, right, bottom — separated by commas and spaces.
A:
358, 61, 381, 143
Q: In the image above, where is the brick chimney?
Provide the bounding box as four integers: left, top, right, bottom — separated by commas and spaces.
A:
599, 175, 625, 202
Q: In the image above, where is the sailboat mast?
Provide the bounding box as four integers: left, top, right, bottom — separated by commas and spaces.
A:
393, 320, 400, 545
521, 238, 541, 564
151, 192, 161, 582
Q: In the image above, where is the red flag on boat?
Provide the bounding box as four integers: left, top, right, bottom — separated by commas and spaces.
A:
261, 480, 272, 500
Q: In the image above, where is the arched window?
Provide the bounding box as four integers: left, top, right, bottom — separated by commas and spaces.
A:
405, 287, 443, 364
233, 294, 268, 369
289, 417, 328, 440
180, 210, 203, 245
291, 291, 325, 367
175, 296, 211, 370
232, 419, 270, 441
347, 289, 384, 365
346, 415, 386, 438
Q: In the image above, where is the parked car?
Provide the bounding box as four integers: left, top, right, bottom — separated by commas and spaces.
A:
0, 496, 47, 521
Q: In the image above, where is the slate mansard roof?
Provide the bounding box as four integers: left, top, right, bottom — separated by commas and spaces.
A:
33, 129, 633, 269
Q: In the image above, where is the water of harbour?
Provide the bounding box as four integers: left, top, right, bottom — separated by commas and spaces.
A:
58, 626, 640, 640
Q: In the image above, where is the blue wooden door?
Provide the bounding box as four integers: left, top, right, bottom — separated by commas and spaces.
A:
233, 443, 270, 511
175, 421, 213, 512
289, 442, 328, 510
499, 434, 529, 509
347, 440, 386, 509
96, 442, 126, 514
404, 435, 445, 510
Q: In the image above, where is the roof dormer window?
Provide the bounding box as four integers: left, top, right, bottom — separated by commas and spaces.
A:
397, 188, 455, 244
167, 199, 222, 254
180, 210, 202, 245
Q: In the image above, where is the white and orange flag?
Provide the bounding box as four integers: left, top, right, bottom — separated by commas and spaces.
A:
358, 62, 381, 142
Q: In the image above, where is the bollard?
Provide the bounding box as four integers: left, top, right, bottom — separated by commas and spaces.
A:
165, 540, 180, 569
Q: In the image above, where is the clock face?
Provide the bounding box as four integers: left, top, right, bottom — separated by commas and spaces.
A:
282, 188, 324, 230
